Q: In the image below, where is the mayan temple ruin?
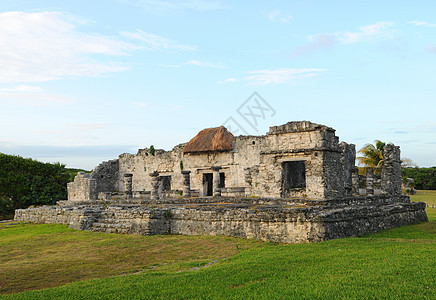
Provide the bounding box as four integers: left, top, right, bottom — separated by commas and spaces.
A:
15, 121, 428, 243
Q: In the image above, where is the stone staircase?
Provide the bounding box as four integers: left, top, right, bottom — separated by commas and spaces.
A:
88, 207, 153, 235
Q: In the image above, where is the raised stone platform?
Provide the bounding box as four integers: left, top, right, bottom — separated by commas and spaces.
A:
14, 195, 428, 243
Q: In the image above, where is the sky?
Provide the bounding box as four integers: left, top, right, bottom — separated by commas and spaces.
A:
0, 0, 435, 170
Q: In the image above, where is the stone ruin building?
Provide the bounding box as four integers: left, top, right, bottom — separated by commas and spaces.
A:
15, 121, 428, 243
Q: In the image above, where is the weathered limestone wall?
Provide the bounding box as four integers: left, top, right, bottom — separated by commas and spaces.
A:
67, 172, 96, 201
15, 196, 428, 243
93, 159, 119, 194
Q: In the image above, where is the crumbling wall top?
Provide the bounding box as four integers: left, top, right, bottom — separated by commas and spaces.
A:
268, 121, 334, 135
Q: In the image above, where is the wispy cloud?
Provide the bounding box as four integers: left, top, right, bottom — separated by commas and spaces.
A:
0, 11, 196, 84
336, 22, 395, 44
0, 11, 137, 83
216, 78, 237, 84
244, 68, 326, 85
121, 30, 196, 51
120, 0, 225, 14
268, 10, 293, 24
219, 68, 326, 85
162, 59, 226, 68
0, 85, 44, 92
290, 34, 336, 57
408, 20, 436, 27
0, 85, 73, 105
291, 22, 395, 56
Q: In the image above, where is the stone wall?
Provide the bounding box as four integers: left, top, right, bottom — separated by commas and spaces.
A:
15, 195, 428, 243
67, 172, 96, 201
66, 121, 404, 202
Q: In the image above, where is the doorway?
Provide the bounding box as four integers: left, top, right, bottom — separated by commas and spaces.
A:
203, 173, 213, 196
281, 161, 306, 197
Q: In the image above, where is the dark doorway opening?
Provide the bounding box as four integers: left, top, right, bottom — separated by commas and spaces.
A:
219, 172, 225, 188
160, 176, 171, 192
281, 161, 306, 197
203, 173, 213, 196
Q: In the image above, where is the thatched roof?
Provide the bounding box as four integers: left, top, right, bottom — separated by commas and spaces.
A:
183, 126, 234, 154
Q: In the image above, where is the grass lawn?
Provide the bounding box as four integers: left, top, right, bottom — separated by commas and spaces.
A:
1, 193, 434, 299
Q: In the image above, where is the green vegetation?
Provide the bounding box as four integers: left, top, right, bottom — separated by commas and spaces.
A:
0, 153, 88, 219
1, 194, 434, 299
402, 167, 436, 190
149, 145, 155, 156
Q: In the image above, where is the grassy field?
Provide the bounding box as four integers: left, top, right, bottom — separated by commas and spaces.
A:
0, 192, 434, 299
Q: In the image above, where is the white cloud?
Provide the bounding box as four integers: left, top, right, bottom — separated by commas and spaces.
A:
217, 69, 326, 85
162, 59, 226, 68
0, 84, 73, 105
290, 34, 336, 57
0, 85, 44, 92
409, 20, 436, 27
121, 30, 196, 51
244, 68, 326, 85
0, 11, 196, 84
290, 22, 395, 56
0, 11, 137, 83
216, 78, 237, 84
268, 10, 293, 24
120, 0, 225, 14
336, 22, 395, 44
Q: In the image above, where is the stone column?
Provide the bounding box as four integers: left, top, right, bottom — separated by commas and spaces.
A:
150, 172, 159, 200
366, 167, 374, 196
124, 173, 133, 199
182, 170, 191, 198
351, 167, 359, 196
212, 166, 221, 197
244, 167, 252, 196
382, 143, 402, 195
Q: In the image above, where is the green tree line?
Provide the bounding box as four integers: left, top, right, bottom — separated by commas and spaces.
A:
0, 153, 86, 218
402, 167, 436, 190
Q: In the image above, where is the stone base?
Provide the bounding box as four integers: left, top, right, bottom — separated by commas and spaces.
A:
14, 196, 428, 243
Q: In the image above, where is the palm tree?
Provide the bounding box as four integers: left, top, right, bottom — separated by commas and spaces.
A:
357, 140, 386, 174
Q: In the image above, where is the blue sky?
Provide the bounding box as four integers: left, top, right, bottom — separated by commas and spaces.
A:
0, 0, 435, 169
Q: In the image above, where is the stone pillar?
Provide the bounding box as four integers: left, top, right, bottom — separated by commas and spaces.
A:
150, 172, 159, 200
351, 167, 359, 195
366, 167, 374, 196
244, 168, 252, 196
340, 142, 356, 196
124, 173, 133, 199
182, 170, 191, 198
212, 166, 221, 197
382, 143, 402, 195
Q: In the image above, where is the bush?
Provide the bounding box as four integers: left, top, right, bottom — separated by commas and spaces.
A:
0, 153, 82, 215
402, 167, 436, 190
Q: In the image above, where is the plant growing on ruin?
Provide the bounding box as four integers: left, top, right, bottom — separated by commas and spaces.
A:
164, 209, 173, 219
180, 160, 184, 171
149, 145, 155, 156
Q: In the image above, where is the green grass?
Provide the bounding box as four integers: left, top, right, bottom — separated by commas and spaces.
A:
1, 192, 434, 299
411, 190, 436, 207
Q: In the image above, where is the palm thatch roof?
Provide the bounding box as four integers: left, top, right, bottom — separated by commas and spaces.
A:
183, 126, 234, 154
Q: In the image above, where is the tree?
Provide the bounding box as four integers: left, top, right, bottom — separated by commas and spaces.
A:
357, 140, 386, 174
0, 153, 87, 217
